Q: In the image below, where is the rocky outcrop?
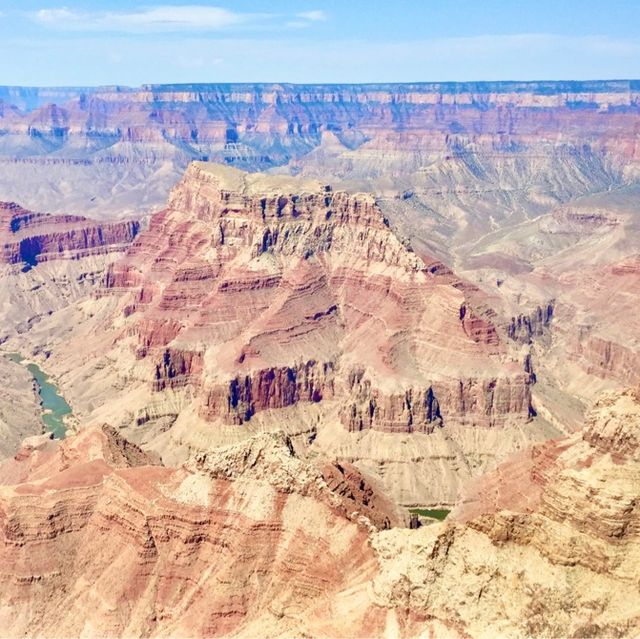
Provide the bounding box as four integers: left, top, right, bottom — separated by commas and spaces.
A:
0, 426, 399, 637
203, 360, 335, 424
0, 201, 140, 268
0, 386, 639, 637
104, 162, 531, 433
371, 385, 640, 637
507, 303, 554, 343
342, 368, 443, 433
582, 386, 640, 461
152, 349, 204, 391
574, 334, 640, 385
342, 369, 533, 432
459, 302, 500, 346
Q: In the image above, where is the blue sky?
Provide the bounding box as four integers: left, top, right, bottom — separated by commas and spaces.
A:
1, 1, 639, 86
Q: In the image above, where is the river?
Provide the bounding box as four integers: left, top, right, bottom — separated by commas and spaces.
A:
6, 353, 71, 439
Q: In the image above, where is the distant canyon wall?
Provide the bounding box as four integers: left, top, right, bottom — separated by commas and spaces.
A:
1, 81, 639, 169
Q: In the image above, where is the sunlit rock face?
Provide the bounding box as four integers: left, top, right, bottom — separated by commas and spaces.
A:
0, 80, 638, 219
3, 81, 640, 165
105, 162, 530, 431
0, 425, 401, 638
371, 385, 640, 638
0, 385, 638, 638
30, 160, 541, 508
0, 201, 140, 267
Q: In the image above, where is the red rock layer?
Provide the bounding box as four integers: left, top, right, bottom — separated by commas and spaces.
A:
0, 201, 140, 266
204, 360, 335, 424
370, 385, 640, 637
104, 163, 533, 431
0, 426, 397, 637
3, 82, 640, 167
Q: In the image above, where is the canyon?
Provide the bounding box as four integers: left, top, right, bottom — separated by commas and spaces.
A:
1, 162, 555, 508
0, 380, 637, 636
0, 80, 638, 637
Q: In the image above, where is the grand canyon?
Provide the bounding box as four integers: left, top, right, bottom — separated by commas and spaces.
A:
0, 78, 638, 637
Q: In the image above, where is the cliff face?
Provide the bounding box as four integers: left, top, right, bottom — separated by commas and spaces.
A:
0, 81, 638, 221
204, 360, 336, 425
3, 82, 640, 165
105, 162, 531, 433
0, 201, 140, 267
371, 385, 640, 637
0, 385, 638, 637
0, 425, 400, 638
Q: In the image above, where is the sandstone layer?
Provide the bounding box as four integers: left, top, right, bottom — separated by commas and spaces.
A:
0, 385, 638, 637
8, 161, 559, 506
0, 81, 638, 219
0, 424, 400, 638
0, 201, 140, 268
370, 385, 640, 637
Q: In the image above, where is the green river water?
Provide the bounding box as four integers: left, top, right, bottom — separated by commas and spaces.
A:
6, 353, 71, 439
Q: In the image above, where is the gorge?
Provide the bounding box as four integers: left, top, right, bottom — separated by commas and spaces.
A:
0, 79, 637, 638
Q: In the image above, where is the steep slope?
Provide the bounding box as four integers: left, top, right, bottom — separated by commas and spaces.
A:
0, 201, 140, 268
0, 203, 143, 459
0, 202, 141, 341
0, 425, 399, 638
11, 161, 559, 507
0, 163, 559, 505
371, 385, 640, 637
0, 386, 638, 637
449, 185, 640, 427
106, 162, 530, 429
0, 81, 638, 218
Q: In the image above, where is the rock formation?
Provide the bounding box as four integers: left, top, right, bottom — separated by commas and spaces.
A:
0, 201, 140, 268
0, 80, 637, 636
105, 162, 531, 433
0, 384, 638, 637
370, 385, 640, 637
0, 161, 557, 506
0, 424, 399, 637
0, 81, 638, 219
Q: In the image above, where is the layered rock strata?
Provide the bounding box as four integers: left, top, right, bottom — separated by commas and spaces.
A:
370, 385, 640, 637
0, 386, 638, 637
0, 425, 399, 637
105, 162, 532, 433
0, 201, 140, 268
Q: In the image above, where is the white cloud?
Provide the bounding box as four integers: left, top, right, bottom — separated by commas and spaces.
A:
296, 10, 327, 22
31, 6, 331, 33
5, 31, 639, 86
32, 5, 265, 33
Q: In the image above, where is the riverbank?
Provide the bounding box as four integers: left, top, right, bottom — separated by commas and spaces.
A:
5, 353, 72, 439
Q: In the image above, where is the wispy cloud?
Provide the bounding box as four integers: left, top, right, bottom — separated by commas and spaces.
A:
33, 6, 253, 32
3, 31, 639, 86
30, 5, 328, 33
286, 10, 328, 28
296, 10, 327, 22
